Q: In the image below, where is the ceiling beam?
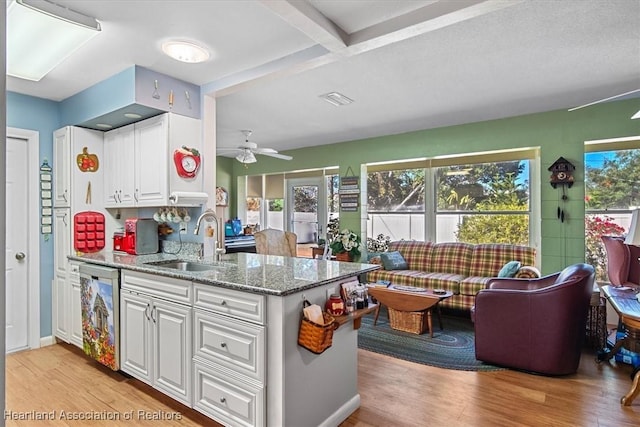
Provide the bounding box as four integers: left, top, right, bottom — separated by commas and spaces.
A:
208, 0, 522, 98
259, 0, 348, 52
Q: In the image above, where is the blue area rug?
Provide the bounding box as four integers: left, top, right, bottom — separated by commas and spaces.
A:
357, 307, 503, 371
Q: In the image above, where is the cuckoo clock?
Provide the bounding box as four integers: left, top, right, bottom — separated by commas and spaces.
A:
548, 157, 575, 188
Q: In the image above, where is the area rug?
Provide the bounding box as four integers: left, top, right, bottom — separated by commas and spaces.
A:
357, 308, 503, 372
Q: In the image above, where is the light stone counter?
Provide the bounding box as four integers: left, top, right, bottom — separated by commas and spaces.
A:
69, 251, 379, 296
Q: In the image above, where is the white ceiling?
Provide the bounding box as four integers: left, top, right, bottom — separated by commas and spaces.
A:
7, 0, 640, 156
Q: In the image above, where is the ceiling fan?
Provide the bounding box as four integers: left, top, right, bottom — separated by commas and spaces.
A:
568, 88, 640, 119
217, 130, 293, 164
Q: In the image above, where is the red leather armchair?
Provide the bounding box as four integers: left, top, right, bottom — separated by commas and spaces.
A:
601, 236, 640, 286
473, 263, 595, 375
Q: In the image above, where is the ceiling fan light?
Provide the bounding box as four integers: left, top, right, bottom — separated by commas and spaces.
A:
236, 151, 256, 164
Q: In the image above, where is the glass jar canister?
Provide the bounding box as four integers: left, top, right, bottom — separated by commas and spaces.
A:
325, 294, 345, 316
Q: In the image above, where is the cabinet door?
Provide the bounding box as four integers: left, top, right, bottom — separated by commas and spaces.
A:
53, 128, 70, 207
152, 299, 192, 405
134, 115, 168, 206
120, 290, 153, 384
69, 277, 82, 349
52, 274, 69, 342
104, 125, 135, 207
53, 209, 71, 276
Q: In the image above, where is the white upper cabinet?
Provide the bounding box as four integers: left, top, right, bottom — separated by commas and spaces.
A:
104, 124, 135, 208
53, 126, 104, 211
104, 113, 202, 208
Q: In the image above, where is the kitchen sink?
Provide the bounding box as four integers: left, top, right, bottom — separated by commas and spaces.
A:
144, 260, 228, 272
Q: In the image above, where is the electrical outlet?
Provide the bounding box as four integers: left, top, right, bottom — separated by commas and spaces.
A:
179, 222, 187, 234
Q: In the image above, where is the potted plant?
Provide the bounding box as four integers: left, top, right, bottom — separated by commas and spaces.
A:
329, 229, 362, 261
366, 233, 391, 253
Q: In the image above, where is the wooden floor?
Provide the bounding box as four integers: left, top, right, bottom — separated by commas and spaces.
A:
5, 343, 640, 426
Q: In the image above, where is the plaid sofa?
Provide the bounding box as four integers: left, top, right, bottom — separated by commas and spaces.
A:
366, 240, 538, 312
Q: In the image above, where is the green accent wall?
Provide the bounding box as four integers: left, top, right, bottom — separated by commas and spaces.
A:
224, 99, 640, 275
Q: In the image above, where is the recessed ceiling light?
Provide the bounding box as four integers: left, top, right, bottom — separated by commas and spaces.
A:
162, 40, 210, 63
124, 113, 142, 119
319, 92, 354, 106
95, 123, 112, 129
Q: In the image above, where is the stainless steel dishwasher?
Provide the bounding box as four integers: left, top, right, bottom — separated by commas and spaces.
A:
79, 263, 120, 370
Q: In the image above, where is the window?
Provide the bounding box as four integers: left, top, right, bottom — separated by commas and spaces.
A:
366, 150, 535, 246
585, 143, 640, 281
436, 160, 530, 245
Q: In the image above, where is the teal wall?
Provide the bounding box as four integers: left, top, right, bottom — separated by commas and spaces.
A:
7, 92, 60, 337
228, 98, 640, 275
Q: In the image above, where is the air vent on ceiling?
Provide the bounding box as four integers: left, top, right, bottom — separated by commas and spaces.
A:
319, 92, 354, 107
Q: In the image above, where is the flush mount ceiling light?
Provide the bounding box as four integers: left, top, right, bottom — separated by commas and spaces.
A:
7, 0, 101, 81
235, 150, 257, 164
162, 40, 210, 63
319, 92, 354, 107
123, 113, 142, 119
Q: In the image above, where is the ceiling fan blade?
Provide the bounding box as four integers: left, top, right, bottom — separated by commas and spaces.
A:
259, 151, 293, 160
253, 147, 277, 154
568, 88, 640, 112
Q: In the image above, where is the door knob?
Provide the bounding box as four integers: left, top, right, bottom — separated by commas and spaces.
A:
15, 252, 26, 260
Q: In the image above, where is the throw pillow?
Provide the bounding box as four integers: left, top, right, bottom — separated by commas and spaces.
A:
380, 251, 408, 270
498, 261, 521, 278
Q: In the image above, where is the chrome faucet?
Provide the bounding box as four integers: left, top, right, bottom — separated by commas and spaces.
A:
194, 208, 218, 235
194, 208, 224, 260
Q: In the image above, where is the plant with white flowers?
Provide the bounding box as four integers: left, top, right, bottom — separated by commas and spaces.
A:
329, 229, 362, 258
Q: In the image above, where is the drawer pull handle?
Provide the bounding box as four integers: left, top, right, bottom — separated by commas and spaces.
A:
220, 342, 227, 348
220, 300, 227, 306
220, 397, 226, 403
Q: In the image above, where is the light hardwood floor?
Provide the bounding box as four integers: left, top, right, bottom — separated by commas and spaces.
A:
5, 343, 640, 426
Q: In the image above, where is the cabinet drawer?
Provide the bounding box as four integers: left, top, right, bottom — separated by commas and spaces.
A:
194, 310, 265, 383
122, 271, 191, 304
193, 361, 264, 427
193, 283, 265, 325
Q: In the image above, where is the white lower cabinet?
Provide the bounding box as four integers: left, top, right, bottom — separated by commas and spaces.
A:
193, 360, 264, 427
192, 283, 266, 427
120, 272, 192, 406
69, 262, 83, 349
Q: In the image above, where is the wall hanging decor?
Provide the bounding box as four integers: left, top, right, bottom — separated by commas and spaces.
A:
548, 157, 575, 223
173, 145, 201, 178
40, 159, 53, 239
339, 166, 359, 212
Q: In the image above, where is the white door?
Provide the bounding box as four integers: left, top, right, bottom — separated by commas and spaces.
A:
286, 177, 328, 245
6, 136, 29, 352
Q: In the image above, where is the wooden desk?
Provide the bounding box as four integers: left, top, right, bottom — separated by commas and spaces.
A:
599, 285, 640, 405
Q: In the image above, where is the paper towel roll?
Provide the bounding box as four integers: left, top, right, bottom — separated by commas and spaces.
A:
168, 191, 209, 206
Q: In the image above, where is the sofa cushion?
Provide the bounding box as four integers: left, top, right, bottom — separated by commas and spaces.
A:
366, 269, 425, 287
380, 251, 408, 270
388, 240, 433, 271
498, 261, 521, 277
468, 244, 536, 277
515, 266, 541, 278
429, 242, 474, 276
460, 276, 493, 296
411, 272, 465, 294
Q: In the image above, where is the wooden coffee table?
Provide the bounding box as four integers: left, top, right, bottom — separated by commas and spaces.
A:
368, 286, 453, 337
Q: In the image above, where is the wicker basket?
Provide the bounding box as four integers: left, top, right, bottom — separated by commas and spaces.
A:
388, 307, 428, 334
298, 311, 337, 354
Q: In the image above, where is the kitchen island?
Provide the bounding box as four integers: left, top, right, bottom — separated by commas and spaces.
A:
70, 251, 379, 427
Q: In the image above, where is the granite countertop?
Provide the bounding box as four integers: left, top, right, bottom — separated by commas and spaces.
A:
69, 251, 380, 296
